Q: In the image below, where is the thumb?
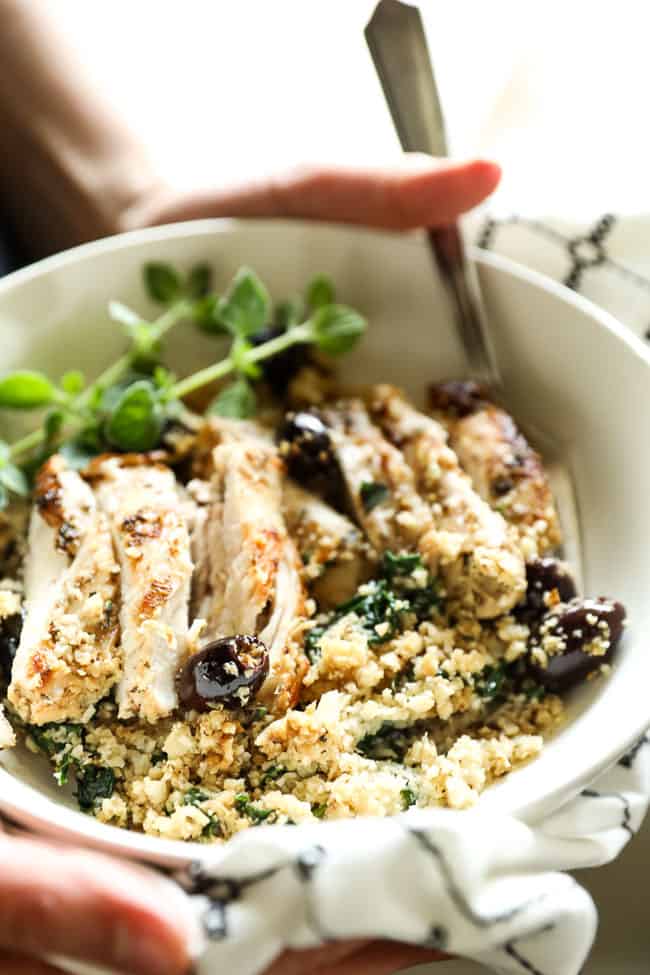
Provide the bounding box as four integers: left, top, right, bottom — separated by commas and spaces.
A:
125, 155, 500, 232
0, 834, 202, 975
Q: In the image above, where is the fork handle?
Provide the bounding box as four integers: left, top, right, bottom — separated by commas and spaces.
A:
365, 0, 500, 386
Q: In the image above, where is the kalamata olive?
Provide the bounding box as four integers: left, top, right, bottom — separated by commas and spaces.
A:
177, 635, 269, 711
428, 380, 493, 417
276, 410, 335, 478
251, 324, 309, 394
0, 612, 22, 683
529, 597, 626, 693
514, 558, 578, 624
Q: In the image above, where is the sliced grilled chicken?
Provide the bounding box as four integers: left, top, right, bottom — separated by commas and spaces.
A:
322, 399, 439, 559
283, 480, 369, 607
191, 416, 273, 479
430, 384, 561, 558
369, 386, 526, 618
8, 456, 120, 724
195, 441, 307, 711
91, 456, 193, 723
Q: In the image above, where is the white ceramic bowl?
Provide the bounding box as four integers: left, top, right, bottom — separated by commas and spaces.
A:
0, 219, 648, 869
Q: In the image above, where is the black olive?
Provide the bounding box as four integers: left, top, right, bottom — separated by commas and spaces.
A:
276, 410, 345, 504
177, 635, 269, 711
428, 380, 493, 417
514, 558, 578, 625
492, 477, 514, 497
0, 611, 22, 684
251, 325, 309, 394
530, 597, 626, 693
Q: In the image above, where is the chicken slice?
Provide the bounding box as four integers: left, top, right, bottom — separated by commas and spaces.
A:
369, 386, 526, 618
430, 385, 561, 559
191, 416, 273, 479
321, 399, 439, 558
91, 456, 193, 723
8, 456, 120, 724
283, 480, 369, 608
194, 441, 307, 712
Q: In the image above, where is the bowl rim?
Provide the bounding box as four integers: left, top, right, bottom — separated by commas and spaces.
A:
0, 217, 648, 866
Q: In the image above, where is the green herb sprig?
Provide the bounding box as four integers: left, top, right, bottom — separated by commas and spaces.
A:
0, 262, 366, 507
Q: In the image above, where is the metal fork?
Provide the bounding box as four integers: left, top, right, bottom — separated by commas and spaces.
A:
365, 0, 583, 586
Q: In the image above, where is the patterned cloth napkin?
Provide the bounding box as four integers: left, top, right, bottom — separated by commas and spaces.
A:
178, 215, 650, 975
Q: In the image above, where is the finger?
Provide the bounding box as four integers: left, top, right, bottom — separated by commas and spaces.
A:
0, 834, 199, 975
317, 940, 448, 975
130, 155, 501, 231
0, 952, 69, 975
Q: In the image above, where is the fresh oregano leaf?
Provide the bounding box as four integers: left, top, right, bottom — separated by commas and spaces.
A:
0, 371, 56, 409
217, 266, 271, 338
61, 370, 85, 396
186, 263, 212, 299
104, 380, 164, 452
306, 274, 335, 310
310, 304, 366, 356
144, 262, 183, 304
208, 377, 257, 419
275, 297, 304, 329
192, 294, 228, 334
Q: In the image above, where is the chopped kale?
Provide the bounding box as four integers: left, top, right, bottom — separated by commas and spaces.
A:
75, 765, 115, 812
27, 722, 83, 759
305, 622, 328, 662
183, 787, 209, 805
201, 818, 223, 839
360, 480, 390, 512
400, 787, 417, 810
311, 802, 328, 819
234, 792, 274, 824
391, 661, 415, 691
356, 723, 413, 761
381, 551, 422, 579
183, 787, 222, 839
306, 550, 441, 662
260, 765, 287, 786
475, 663, 510, 701
337, 580, 407, 645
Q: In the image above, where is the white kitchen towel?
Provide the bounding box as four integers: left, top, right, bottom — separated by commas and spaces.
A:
180, 734, 648, 975
176, 216, 650, 975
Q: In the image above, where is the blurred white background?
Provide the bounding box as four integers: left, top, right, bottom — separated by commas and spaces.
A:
54, 0, 650, 218
52, 2, 650, 972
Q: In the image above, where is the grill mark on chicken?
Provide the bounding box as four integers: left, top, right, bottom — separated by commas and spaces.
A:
121, 511, 163, 544
141, 578, 174, 618
8, 456, 121, 724
368, 386, 526, 618
34, 456, 93, 556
